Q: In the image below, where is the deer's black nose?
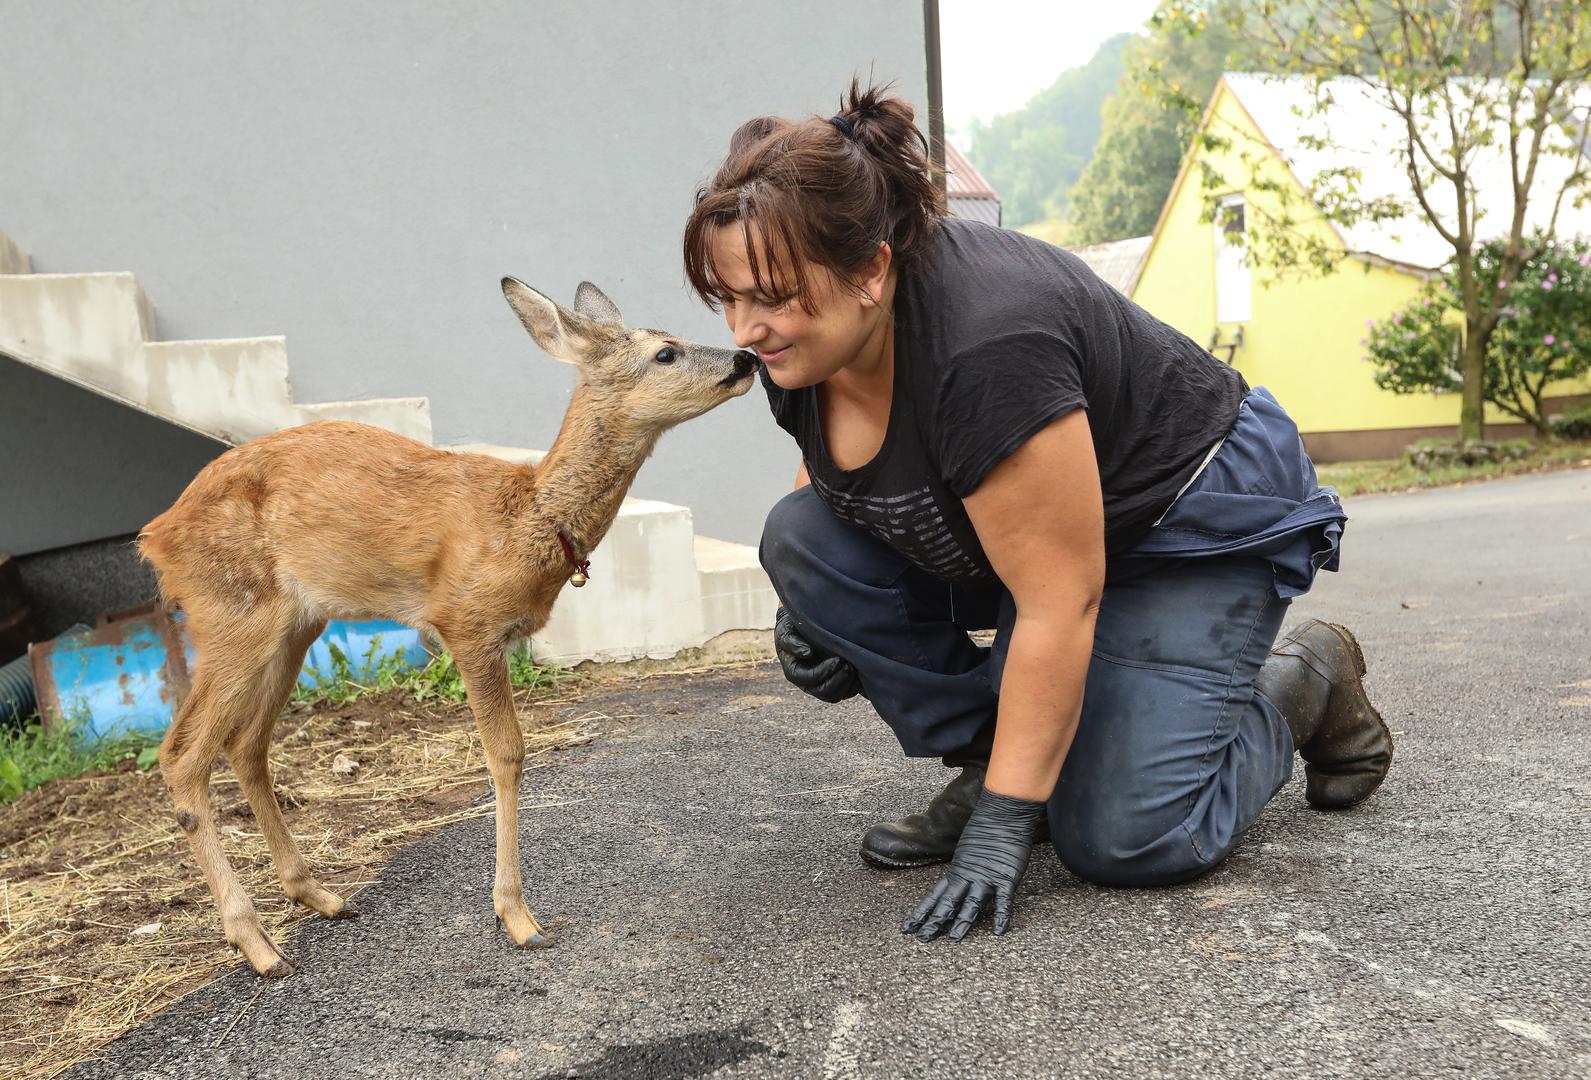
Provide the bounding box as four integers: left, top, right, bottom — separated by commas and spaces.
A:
733, 351, 758, 378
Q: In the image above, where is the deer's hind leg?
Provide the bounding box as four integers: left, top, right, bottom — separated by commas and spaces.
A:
161, 599, 302, 978
224, 615, 358, 921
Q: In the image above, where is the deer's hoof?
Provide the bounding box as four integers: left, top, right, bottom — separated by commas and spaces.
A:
518, 931, 555, 950
328, 899, 361, 920
261, 956, 299, 979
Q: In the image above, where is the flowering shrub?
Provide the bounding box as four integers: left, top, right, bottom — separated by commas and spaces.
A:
1554, 400, 1591, 440
1365, 236, 1591, 435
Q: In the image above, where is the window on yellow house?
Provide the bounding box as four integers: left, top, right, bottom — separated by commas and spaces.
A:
1214, 194, 1252, 324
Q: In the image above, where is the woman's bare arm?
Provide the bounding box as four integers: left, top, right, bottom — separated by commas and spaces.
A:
961, 409, 1106, 802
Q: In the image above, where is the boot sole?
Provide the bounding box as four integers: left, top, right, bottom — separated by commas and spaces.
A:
858, 848, 953, 870
1306, 622, 1395, 809
857, 821, 1052, 870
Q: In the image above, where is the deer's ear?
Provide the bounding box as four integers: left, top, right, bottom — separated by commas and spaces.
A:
573, 281, 624, 327
501, 277, 596, 365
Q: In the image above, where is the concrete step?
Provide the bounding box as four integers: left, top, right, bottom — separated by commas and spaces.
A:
0, 231, 33, 274
0, 272, 161, 409
299, 398, 434, 445
445, 442, 545, 466
0, 230, 434, 447
141, 336, 299, 442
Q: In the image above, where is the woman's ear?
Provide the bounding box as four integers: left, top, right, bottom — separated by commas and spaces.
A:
860, 241, 893, 305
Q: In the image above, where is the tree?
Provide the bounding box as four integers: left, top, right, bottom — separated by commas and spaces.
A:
1176, 0, 1591, 443
1069, 4, 1250, 244
1365, 235, 1591, 434
965, 35, 1129, 227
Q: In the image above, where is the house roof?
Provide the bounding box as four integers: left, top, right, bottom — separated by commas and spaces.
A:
944, 142, 999, 200
1066, 235, 1152, 295
944, 142, 1002, 226
1219, 73, 1591, 271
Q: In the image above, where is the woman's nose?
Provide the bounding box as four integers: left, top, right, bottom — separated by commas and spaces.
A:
726, 307, 765, 350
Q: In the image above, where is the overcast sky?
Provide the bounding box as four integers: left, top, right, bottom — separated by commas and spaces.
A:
938, 0, 1162, 145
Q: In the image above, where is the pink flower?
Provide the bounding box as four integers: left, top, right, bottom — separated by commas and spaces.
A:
1393, 313, 1403, 325
1542, 280, 1554, 291
1548, 273, 1559, 283
1407, 331, 1418, 340
1579, 254, 1590, 267
1545, 334, 1556, 345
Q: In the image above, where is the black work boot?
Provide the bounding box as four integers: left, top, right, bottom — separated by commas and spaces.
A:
1255, 620, 1395, 810
860, 762, 1051, 868
861, 762, 987, 868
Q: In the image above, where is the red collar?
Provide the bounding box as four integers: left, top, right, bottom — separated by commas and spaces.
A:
555, 528, 592, 587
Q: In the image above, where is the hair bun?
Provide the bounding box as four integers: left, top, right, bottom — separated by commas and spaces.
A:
683, 78, 945, 316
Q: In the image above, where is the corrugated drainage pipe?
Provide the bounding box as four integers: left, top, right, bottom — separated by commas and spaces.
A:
0, 652, 35, 723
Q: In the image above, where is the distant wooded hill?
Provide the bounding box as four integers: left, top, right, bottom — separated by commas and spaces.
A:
965, 11, 1245, 243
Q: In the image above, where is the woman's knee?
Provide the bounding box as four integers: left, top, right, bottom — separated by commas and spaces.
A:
1050, 805, 1231, 888
759, 487, 829, 582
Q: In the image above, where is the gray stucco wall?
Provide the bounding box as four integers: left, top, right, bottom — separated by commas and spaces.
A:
0, 0, 930, 547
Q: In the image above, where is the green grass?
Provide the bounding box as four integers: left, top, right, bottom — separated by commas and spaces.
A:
0, 714, 162, 803
0, 642, 571, 803
1317, 439, 1591, 498
292, 636, 573, 707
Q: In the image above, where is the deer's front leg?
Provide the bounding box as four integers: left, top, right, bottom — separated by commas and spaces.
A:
451, 643, 553, 949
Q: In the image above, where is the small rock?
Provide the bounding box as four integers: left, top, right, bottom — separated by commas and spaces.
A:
331, 754, 360, 776
131, 921, 162, 938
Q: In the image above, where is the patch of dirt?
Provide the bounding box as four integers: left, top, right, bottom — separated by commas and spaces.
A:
0, 678, 606, 1080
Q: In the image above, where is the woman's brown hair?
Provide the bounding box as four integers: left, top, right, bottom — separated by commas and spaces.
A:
683, 78, 946, 313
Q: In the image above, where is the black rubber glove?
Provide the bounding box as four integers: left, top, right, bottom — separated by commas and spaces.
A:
901, 788, 1045, 942
773, 606, 861, 704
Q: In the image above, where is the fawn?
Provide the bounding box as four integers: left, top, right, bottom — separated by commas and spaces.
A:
138, 278, 758, 977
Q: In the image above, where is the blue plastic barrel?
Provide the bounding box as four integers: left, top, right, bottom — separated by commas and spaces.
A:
297, 619, 434, 690
30, 613, 432, 740
30, 618, 183, 738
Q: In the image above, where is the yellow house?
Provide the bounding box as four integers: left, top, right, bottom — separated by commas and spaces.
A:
1123, 73, 1591, 459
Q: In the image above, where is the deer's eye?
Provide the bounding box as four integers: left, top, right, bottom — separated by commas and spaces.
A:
654, 346, 677, 364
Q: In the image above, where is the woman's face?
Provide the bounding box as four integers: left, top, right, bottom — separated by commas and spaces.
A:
708, 224, 890, 390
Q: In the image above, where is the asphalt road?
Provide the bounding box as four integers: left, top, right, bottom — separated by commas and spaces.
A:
75, 468, 1591, 1079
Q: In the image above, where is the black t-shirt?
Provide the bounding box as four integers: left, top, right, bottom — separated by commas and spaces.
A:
763, 218, 1247, 585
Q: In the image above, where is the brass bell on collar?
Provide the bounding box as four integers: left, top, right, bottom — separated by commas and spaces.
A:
570, 570, 588, 588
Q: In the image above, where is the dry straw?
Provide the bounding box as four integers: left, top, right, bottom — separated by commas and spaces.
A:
0, 679, 599, 1080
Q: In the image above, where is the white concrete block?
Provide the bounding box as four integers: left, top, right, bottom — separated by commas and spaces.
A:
461, 444, 776, 665
298, 397, 435, 445
444, 443, 546, 466
694, 534, 778, 639
530, 500, 707, 664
